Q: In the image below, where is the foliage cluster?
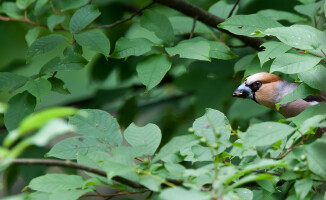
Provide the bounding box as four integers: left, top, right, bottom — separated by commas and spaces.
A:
0, 0, 325, 199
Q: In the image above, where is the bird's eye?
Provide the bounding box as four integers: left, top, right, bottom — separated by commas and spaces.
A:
255, 81, 262, 87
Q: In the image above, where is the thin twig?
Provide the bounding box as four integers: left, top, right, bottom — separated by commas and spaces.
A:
0, 14, 40, 26
11, 158, 143, 188
227, 0, 240, 18
87, 2, 155, 30
49, 0, 59, 15
81, 191, 147, 198
189, 15, 198, 39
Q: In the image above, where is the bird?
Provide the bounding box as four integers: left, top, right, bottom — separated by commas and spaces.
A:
232, 72, 326, 137
232, 72, 326, 118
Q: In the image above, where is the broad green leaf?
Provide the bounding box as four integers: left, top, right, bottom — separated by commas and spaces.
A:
139, 176, 162, 192
48, 77, 71, 94
28, 174, 84, 192
124, 123, 162, 155
16, 0, 35, 10
258, 41, 292, 65
209, 41, 237, 60
46, 136, 111, 159
47, 14, 65, 32
75, 30, 110, 57
165, 37, 210, 61
265, 25, 326, 51
125, 24, 162, 44
110, 37, 156, 58
279, 83, 319, 104
140, 10, 174, 45
136, 54, 172, 91
244, 122, 295, 147
69, 5, 100, 34
153, 134, 199, 162
305, 141, 326, 178
227, 99, 269, 120
34, 0, 47, 13
244, 55, 270, 77
234, 188, 253, 200
257, 180, 279, 193
227, 174, 273, 191
208, 0, 238, 18
49, 189, 91, 200
294, 178, 313, 199
40, 54, 87, 74
160, 187, 209, 200
58, 0, 89, 11
19, 107, 77, 134
28, 34, 67, 61
69, 109, 122, 145
169, 16, 212, 35
0, 72, 27, 91
294, 1, 322, 20
0, 2, 23, 18
218, 14, 282, 37
234, 54, 255, 73
4, 92, 36, 131
25, 78, 52, 101
193, 108, 231, 145
270, 53, 321, 74
25, 27, 42, 47
298, 64, 326, 91
258, 9, 306, 23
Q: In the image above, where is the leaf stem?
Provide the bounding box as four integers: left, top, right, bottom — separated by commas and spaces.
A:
227, 0, 240, 18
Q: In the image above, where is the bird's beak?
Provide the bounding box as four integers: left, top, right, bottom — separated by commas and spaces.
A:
232, 83, 254, 99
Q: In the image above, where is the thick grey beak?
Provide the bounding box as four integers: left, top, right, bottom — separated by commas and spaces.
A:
232, 83, 254, 99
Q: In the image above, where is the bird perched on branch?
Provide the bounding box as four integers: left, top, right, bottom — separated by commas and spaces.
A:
232, 72, 326, 118
232, 72, 326, 137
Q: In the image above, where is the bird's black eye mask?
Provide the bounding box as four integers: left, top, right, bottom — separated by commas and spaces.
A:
244, 79, 262, 103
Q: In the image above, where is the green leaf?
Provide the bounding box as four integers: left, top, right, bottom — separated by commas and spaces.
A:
124, 123, 161, 155
140, 10, 174, 45
244, 122, 295, 147
48, 189, 91, 200
40, 54, 87, 74
294, 178, 313, 199
258, 9, 306, 23
47, 14, 65, 32
58, 0, 89, 11
139, 176, 162, 192
257, 41, 292, 65
153, 135, 199, 162
298, 64, 326, 91
69, 5, 101, 34
265, 25, 326, 51
209, 41, 237, 60
234, 54, 255, 73
234, 188, 253, 200
279, 83, 319, 104
16, 0, 35, 10
218, 14, 282, 37
4, 92, 36, 131
270, 53, 321, 74
294, 1, 322, 20
19, 107, 77, 134
46, 136, 111, 159
160, 187, 209, 200
228, 174, 273, 191
136, 54, 172, 91
165, 37, 211, 61
169, 16, 212, 35
110, 37, 156, 59
25, 27, 42, 47
48, 77, 71, 94
28, 174, 84, 192
75, 30, 110, 57
0, 72, 27, 91
25, 78, 52, 101
28, 34, 67, 61
208, 0, 238, 18
290, 103, 326, 127
68, 109, 122, 146
193, 108, 231, 145
0, 2, 23, 18
227, 99, 269, 120
305, 141, 326, 178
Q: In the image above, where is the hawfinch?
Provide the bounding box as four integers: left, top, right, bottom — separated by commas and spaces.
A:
232, 72, 326, 118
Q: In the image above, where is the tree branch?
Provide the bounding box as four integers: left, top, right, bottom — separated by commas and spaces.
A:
87, 2, 155, 30
227, 0, 240, 18
153, 0, 263, 50
0, 15, 40, 26
189, 16, 198, 39
11, 158, 143, 189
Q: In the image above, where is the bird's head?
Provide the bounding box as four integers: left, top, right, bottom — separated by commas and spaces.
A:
232, 72, 283, 109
